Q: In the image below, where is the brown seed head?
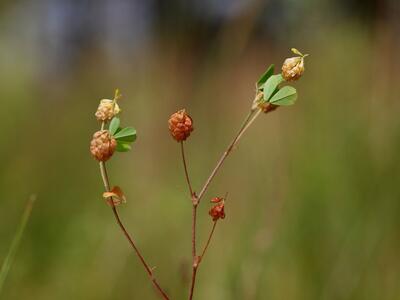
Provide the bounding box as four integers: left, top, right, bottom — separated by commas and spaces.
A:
90, 130, 117, 162
95, 99, 121, 121
282, 55, 305, 81
168, 109, 193, 142
209, 202, 225, 221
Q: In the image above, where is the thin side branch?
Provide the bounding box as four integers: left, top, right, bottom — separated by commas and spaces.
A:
188, 108, 262, 300
99, 162, 170, 300
199, 221, 217, 262
197, 109, 259, 203
180, 142, 195, 199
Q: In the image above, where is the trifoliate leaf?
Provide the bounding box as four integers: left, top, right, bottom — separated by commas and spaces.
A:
116, 140, 132, 152
263, 74, 284, 101
269, 86, 297, 106
114, 127, 136, 142
109, 117, 120, 135
257, 64, 274, 88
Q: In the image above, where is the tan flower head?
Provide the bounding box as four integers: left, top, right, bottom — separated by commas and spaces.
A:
95, 89, 122, 121
281, 48, 308, 81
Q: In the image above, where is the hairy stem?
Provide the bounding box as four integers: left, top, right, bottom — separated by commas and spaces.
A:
99, 162, 170, 300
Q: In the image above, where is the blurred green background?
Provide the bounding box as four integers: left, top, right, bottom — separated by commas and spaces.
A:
0, 0, 399, 299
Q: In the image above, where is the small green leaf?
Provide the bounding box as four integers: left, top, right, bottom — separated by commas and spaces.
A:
257, 64, 274, 88
291, 48, 303, 56
117, 135, 136, 143
109, 117, 120, 135
263, 74, 284, 101
114, 127, 137, 142
116, 141, 132, 152
269, 86, 297, 106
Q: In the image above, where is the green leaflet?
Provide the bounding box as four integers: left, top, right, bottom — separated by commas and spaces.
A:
109, 117, 120, 135
116, 140, 132, 152
114, 127, 136, 142
257, 64, 274, 88
263, 74, 284, 102
269, 86, 297, 106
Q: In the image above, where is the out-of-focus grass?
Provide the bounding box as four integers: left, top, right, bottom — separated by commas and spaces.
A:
0, 16, 399, 300
0, 196, 35, 295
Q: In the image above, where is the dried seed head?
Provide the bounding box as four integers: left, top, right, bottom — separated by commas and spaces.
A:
209, 202, 225, 221
281, 49, 307, 81
95, 99, 121, 121
90, 130, 117, 161
282, 57, 305, 81
168, 109, 194, 142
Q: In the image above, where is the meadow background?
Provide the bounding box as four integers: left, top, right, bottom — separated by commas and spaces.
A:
0, 0, 399, 299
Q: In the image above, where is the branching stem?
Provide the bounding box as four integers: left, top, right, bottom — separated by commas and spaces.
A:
187, 107, 263, 300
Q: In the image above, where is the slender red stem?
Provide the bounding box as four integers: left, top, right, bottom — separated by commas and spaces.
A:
180, 142, 198, 260
188, 108, 262, 300
191, 205, 197, 258
188, 266, 198, 300
196, 110, 257, 203
180, 142, 195, 199
188, 222, 218, 300
199, 221, 217, 262
100, 161, 170, 300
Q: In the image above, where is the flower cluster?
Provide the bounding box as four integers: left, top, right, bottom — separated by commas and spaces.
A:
252, 48, 308, 113
89, 90, 137, 163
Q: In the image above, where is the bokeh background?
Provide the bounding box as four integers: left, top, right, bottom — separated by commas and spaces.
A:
1, 0, 399, 299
